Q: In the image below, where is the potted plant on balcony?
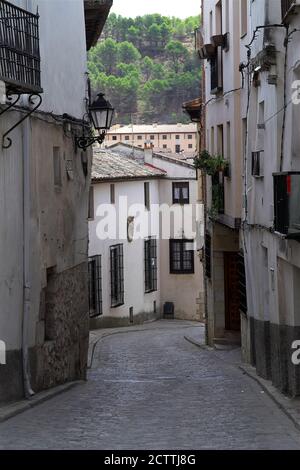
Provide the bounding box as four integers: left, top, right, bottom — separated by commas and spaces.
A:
194, 150, 229, 176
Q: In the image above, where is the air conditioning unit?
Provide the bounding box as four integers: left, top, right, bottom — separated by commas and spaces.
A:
252, 151, 264, 178
274, 172, 300, 238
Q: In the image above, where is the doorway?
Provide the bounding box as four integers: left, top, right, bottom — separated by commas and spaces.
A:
224, 252, 241, 331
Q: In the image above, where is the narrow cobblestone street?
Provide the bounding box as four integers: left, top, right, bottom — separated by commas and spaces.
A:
0, 321, 299, 450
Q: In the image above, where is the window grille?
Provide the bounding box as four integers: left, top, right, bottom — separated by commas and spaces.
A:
172, 182, 190, 204
145, 237, 157, 293
110, 244, 124, 307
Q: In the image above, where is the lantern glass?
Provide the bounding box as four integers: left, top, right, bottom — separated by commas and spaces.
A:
89, 93, 114, 131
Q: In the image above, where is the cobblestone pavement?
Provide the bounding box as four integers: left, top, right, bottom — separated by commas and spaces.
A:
0, 320, 300, 450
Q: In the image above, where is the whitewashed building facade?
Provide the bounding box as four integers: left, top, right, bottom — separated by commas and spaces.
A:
0, 0, 112, 403
88, 146, 204, 327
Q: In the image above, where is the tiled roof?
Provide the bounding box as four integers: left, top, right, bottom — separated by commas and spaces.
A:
92, 150, 166, 182
108, 123, 197, 135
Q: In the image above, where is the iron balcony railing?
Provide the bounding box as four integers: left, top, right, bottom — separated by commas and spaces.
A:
281, 0, 295, 19
0, 0, 42, 94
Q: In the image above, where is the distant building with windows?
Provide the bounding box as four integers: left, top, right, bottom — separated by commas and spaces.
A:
88, 145, 204, 328
105, 123, 198, 155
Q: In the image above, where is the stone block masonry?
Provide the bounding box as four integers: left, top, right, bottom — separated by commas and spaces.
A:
30, 262, 89, 393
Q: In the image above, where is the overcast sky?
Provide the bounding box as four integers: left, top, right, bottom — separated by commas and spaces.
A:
110, 0, 201, 19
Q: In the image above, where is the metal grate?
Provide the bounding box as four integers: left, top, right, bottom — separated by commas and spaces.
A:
110, 244, 124, 307
145, 237, 157, 293
281, 0, 295, 19
88, 255, 102, 318
0, 0, 42, 93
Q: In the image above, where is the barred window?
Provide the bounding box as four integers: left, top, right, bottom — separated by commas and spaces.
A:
170, 239, 194, 274
172, 182, 189, 204
110, 244, 124, 307
145, 237, 157, 293
88, 255, 102, 318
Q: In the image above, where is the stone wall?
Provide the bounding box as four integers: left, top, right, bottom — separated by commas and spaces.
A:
250, 318, 300, 397
30, 262, 89, 392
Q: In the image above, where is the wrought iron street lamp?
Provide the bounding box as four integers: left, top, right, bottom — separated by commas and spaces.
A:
76, 93, 114, 151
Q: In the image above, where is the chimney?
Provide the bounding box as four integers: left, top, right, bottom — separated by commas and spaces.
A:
144, 140, 153, 165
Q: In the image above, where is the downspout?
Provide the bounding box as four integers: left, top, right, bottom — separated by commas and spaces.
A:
22, 109, 34, 398
22, 0, 34, 399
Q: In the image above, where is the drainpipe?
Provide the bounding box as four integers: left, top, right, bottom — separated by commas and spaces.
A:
22, 110, 34, 398
21, 0, 35, 401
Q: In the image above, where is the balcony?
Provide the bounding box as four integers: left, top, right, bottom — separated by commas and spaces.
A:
0, 0, 42, 94
281, 0, 300, 22
274, 172, 300, 238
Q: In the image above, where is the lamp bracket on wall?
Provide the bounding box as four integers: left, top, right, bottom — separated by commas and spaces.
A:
75, 130, 106, 151
1, 92, 43, 149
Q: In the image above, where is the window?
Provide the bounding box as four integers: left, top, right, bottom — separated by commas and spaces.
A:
188, 135, 193, 140
110, 244, 124, 307
110, 183, 115, 204
252, 151, 264, 178
176, 135, 180, 140
172, 182, 189, 204
145, 237, 157, 293
125, 135, 130, 141
217, 124, 224, 155
53, 147, 62, 187
137, 135, 142, 140
170, 239, 195, 274
88, 186, 94, 220
188, 144, 193, 149
205, 233, 212, 280
216, 0, 223, 35
144, 182, 150, 210
163, 144, 167, 149
88, 255, 102, 317
150, 135, 155, 140
112, 135, 117, 141
175, 144, 181, 153
240, 0, 248, 37
163, 135, 167, 140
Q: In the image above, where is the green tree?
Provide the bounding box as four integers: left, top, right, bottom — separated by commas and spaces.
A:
165, 40, 189, 73
118, 41, 141, 64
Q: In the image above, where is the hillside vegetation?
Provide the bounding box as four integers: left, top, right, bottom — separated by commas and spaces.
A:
88, 13, 201, 124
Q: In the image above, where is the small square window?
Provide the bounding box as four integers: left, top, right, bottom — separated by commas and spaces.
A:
173, 182, 189, 204
150, 135, 155, 140
125, 136, 130, 141
137, 135, 142, 140
163, 135, 167, 140
188, 135, 193, 140
163, 144, 167, 149
188, 144, 193, 149
112, 136, 117, 141
176, 135, 180, 140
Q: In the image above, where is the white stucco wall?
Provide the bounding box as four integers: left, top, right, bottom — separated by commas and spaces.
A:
89, 179, 161, 322
13, 0, 87, 118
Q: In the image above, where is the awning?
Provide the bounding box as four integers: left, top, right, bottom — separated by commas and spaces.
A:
182, 98, 202, 123
84, 0, 113, 50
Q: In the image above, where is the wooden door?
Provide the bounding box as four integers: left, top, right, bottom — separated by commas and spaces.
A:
224, 252, 241, 331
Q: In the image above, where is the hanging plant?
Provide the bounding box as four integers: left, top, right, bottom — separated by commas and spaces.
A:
194, 150, 229, 176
